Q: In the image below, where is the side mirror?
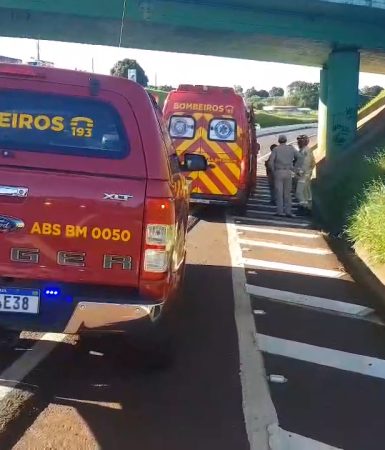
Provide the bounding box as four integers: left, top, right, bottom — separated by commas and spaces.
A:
181, 153, 207, 172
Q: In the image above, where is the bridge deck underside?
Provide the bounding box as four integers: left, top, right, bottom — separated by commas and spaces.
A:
1, 1, 385, 73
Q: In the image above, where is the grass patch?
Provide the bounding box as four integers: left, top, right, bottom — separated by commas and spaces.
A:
145, 88, 169, 108
316, 147, 385, 263
348, 179, 385, 264
255, 111, 317, 128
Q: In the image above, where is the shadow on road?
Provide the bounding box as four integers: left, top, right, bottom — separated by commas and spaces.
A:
0, 263, 249, 450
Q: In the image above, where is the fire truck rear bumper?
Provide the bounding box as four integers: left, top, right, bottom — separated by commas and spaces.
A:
190, 189, 248, 206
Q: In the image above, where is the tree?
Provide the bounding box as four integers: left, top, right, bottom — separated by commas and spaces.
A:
245, 87, 258, 98
255, 89, 269, 98
234, 85, 243, 95
287, 81, 310, 97
360, 85, 383, 97
269, 86, 284, 97
110, 58, 149, 87
287, 81, 320, 110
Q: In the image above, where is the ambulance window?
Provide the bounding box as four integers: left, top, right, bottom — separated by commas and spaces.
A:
0, 91, 128, 158
169, 115, 195, 139
208, 118, 237, 142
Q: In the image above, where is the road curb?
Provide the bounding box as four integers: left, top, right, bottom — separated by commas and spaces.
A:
325, 236, 385, 316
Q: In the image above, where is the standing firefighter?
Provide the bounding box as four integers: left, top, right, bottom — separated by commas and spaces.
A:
295, 134, 315, 215
268, 135, 298, 217
265, 143, 278, 205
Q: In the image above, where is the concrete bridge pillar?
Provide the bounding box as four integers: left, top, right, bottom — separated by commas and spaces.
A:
318, 49, 360, 159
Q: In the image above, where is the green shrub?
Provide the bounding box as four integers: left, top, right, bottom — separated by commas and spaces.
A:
348, 179, 385, 264
315, 147, 385, 233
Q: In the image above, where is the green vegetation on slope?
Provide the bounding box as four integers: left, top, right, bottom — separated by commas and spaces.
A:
358, 89, 385, 121
347, 153, 385, 264
146, 88, 169, 108
254, 111, 317, 128
316, 146, 385, 264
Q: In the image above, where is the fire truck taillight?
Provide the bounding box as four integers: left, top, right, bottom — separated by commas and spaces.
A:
142, 199, 176, 276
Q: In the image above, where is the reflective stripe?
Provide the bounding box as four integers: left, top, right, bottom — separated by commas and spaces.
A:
199, 171, 222, 195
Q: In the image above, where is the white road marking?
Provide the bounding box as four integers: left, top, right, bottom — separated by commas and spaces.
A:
278, 429, 343, 450
251, 193, 271, 198
246, 209, 277, 216
247, 202, 299, 211
246, 209, 301, 218
255, 187, 270, 190
235, 225, 320, 239
54, 396, 122, 410
243, 258, 345, 278
258, 153, 270, 162
257, 333, 385, 380
239, 238, 332, 255
234, 216, 311, 228
0, 333, 65, 401
252, 197, 298, 208
254, 190, 271, 195
246, 284, 374, 316
226, 218, 279, 449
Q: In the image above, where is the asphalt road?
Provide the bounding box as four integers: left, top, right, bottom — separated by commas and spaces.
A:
3, 210, 251, 450
257, 127, 318, 159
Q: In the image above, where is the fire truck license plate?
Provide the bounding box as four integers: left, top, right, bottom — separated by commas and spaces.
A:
0, 288, 40, 314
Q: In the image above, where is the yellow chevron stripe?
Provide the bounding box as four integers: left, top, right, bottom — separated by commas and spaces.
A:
211, 166, 237, 195
202, 113, 214, 121
200, 125, 243, 160
205, 138, 240, 160
199, 172, 222, 195
211, 166, 238, 195
192, 113, 204, 120
198, 128, 240, 194
175, 126, 204, 155
226, 142, 243, 159
226, 162, 241, 178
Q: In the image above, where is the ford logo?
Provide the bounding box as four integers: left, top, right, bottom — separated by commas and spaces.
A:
0, 216, 25, 233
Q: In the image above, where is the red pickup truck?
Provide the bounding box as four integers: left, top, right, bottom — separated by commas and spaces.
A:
0, 64, 206, 361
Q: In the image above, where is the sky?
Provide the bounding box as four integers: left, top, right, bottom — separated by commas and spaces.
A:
1, 36, 385, 92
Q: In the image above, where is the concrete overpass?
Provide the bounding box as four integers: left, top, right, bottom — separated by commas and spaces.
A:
1, 0, 385, 156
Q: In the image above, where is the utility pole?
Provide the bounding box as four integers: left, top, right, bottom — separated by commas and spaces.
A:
37, 39, 40, 60
155, 72, 157, 88
91, 57, 95, 73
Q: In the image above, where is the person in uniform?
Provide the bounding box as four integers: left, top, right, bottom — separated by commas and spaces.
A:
265, 143, 278, 205
295, 134, 315, 215
268, 135, 298, 217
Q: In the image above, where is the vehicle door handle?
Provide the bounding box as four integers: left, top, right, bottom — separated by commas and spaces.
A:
0, 186, 28, 198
